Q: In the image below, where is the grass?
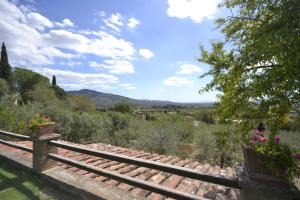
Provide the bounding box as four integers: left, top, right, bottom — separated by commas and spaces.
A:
0, 157, 58, 200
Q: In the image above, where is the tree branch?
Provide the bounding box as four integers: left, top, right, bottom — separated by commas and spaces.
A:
246, 64, 281, 71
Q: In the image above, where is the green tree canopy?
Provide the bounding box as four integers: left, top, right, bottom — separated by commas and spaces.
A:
12, 68, 50, 102
0, 42, 12, 81
199, 0, 300, 134
25, 83, 57, 104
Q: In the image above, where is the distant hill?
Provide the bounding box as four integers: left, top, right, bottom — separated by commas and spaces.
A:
67, 89, 215, 108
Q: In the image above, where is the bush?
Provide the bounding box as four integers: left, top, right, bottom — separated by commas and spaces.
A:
194, 122, 242, 166
0, 78, 9, 97
112, 102, 132, 113
193, 109, 215, 124
0, 95, 42, 134
145, 113, 156, 121
136, 120, 180, 154
51, 85, 67, 100
67, 94, 96, 112
25, 84, 57, 105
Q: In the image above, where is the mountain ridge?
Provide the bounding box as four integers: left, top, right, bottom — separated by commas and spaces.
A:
67, 89, 215, 107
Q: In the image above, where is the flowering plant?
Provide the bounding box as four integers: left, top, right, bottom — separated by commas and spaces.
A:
249, 128, 300, 181
28, 114, 54, 133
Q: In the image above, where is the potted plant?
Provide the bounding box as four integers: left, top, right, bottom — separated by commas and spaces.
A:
29, 114, 55, 138
242, 127, 300, 186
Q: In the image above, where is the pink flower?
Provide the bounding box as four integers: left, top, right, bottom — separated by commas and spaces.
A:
251, 135, 259, 145
274, 136, 280, 144
253, 129, 261, 135
260, 137, 268, 143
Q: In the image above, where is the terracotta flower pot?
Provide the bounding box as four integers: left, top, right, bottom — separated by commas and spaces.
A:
31, 123, 55, 138
242, 146, 289, 187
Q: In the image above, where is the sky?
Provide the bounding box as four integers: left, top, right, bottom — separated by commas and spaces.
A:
0, 0, 226, 102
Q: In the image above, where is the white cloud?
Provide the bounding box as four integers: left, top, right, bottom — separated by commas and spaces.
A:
109, 13, 123, 26
127, 17, 140, 28
0, 0, 77, 66
177, 64, 202, 74
33, 67, 119, 90
60, 61, 82, 66
25, 12, 53, 30
139, 49, 154, 59
97, 11, 106, 17
40, 47, 75, 59
119, 83, 136, 90
103, 13, 123, 33
103, 20, 121, 33
89, 60, 135, 74
163, 76, 193, 87
55, 18, 74, 27
0, 0, 144, 86
87, 31, 135, 59
44, 29, 89, 51
43, 29, 135, 60
167, 0, 220, 23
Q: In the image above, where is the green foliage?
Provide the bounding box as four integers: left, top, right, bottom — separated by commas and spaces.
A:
250, 131, 300, 180
25, 83, 57, 104
136, 120, 180, 154
0, 78, 9, 97
51, 85, 67, 100
0, 42, 12, 81
12, 68, 50, 102
28, 114, 53, 133
112, 102, 132, 113
145, 113, 156, 121
67, 94, 96, 112
199, 0, 300, 135
0, 94, 40, 134
194, 122, 242, 166
192, 109, 215, 124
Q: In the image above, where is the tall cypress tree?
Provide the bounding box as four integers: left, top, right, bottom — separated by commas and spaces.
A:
52, 75, 56, 86
0, 42, 12, 80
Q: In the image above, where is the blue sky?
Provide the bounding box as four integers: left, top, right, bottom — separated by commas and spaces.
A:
0, 0, 225, 102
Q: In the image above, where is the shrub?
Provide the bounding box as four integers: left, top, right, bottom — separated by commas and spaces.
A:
0, 78, 9, 97
193, 109, 215, 124
136, 120, 180, 155
112, 102, 132, 113
67, 94, 96, 112
194, 122, 242, 166
25, 84, 57, 105
51, 85, 67, 100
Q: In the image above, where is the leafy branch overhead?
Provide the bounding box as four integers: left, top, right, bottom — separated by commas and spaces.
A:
199, 0, 300, 133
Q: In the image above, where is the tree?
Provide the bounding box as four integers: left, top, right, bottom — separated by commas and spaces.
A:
52, 75, 56, 86
26, 83, 57, 104
12, 68, 50, 102
112, 102, 132, 113
199, 0, 300, 136
0, 42, 12, 81
67, 94, 96, 112
51, 85, 67, 100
